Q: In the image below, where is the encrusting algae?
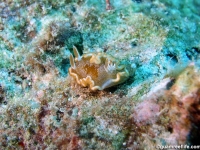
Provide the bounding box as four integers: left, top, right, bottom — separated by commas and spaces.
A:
69, 46, 130, 90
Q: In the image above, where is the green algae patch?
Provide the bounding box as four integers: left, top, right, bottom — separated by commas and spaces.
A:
112, 132, 126, 150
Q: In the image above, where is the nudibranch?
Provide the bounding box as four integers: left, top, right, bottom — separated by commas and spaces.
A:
69, 46, 130, 90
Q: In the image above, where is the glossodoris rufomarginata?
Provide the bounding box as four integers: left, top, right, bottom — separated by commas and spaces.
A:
69, 46, 130, 90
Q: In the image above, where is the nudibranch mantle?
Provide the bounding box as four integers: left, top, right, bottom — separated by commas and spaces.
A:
69, 46, 130, 90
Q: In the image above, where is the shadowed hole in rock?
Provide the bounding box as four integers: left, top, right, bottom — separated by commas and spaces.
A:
60, 58, 70, 76
166, 53, 178, 64
166, 78, 175, 90
132, 0, 142, 3
186, 47, 200, 60
187, 124, 200, 145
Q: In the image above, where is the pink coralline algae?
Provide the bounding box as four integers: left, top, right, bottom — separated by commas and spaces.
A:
167, 65, 200, 144
133, 99, 160, 126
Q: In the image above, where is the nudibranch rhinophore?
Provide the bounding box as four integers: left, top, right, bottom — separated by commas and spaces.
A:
69, 46, 130, 90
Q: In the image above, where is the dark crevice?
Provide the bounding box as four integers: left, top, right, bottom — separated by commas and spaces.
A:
166, 53, 178, 63
166, 78, 175, 90
186, 47, 200, 60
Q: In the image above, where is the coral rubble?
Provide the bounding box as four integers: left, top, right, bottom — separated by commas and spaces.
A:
0, 0, 200, 149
